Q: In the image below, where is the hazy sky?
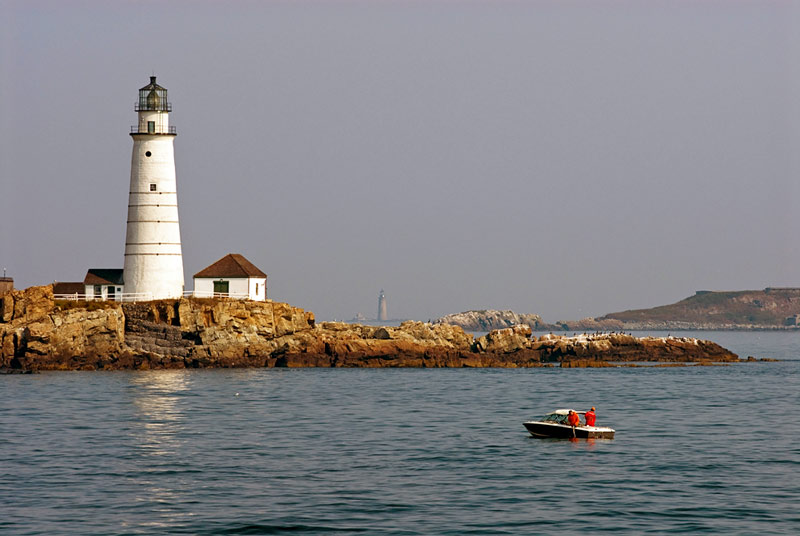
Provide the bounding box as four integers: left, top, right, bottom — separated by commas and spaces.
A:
2, 0, 799, 322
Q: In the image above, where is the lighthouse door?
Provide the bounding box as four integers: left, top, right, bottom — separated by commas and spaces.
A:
213, 280, 229, 297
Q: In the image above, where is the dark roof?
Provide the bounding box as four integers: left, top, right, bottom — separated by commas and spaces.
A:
53, 282, 86, 295
194, 254, 267, 279
139, 75, 166, 92
84, 269, 124, 285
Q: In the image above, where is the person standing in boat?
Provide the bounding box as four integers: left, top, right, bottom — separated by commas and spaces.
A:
567, 410, 580, 427
584, 407, 596, 427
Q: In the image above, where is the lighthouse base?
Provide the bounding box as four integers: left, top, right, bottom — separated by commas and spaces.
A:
123, 255, 184, 301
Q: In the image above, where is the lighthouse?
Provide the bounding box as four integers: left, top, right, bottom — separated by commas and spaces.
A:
377, 289, 388, 321
122, 76, 184, 300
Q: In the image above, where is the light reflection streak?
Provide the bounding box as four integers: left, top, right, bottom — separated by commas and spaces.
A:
126, 371, 194, 530
130, 371, 189, 456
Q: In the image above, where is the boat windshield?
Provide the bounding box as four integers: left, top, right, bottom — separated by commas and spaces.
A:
541, 413, 568, 424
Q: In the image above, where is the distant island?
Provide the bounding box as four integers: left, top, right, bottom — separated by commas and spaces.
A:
436, 288, 800, 332
0, 285, 751, 372
436, 310, 544, 332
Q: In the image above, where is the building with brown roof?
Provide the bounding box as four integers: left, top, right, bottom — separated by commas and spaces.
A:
193, 254, 267, 301
53, 281, 86, 299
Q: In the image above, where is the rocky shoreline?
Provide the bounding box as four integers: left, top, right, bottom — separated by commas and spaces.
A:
0, 286, 748, 371
543, 318, 800, 332
435, 309, 800, 332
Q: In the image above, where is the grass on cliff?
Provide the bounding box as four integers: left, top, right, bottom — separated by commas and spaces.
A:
55, 300, 119, 312
183, 297, 232, 306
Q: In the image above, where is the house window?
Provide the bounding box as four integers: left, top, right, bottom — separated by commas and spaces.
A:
147, 121, 155, 134
94, 285, 102, 298
150, 184, 157, 191
255, 283, 259, 295
213, 280, 229, 297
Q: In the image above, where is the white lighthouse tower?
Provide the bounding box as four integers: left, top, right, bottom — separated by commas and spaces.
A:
377, 289, 388, 321
122, 76, 184, 300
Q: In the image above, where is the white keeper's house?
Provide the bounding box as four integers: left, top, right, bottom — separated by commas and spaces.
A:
84, 269, 125, 301
193, 254, 267, 301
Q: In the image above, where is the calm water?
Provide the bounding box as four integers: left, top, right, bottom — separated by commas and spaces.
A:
1, 332, 799, 535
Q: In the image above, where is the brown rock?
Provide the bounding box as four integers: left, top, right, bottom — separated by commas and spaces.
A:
0, 286, 741, 371
0, 285, 54, 324
474, 325, 532, 353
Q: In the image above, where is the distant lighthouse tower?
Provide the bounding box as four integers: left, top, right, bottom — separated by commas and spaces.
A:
122, 76, 184, 300
377, 289, 388, 321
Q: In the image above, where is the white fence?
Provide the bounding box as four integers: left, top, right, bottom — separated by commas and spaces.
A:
184, 290, 251, 299
54, 292, 154, 303
54, 291, 251, 302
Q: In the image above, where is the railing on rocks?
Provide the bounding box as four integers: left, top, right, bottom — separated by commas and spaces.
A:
54, 291, 253, 302
183, 290, 251, 299
54, 293, 154, 303
53, 293, 84, 301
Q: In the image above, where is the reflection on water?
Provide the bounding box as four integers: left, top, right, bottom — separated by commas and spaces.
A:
129, 371, 189, 456
125, 372, 194, 531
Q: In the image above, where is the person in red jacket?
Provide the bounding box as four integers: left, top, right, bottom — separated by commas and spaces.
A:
585, 407, 596, 427
567, 410, 580, 427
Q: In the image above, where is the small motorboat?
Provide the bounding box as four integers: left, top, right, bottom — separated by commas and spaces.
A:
523, 409, 615, 439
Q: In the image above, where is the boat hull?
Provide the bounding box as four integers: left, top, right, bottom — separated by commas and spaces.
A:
523, 421, 615, 439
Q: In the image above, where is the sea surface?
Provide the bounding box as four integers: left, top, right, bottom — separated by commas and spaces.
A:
1, 331, 798, 535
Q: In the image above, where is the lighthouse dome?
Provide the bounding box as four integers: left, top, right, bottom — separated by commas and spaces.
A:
136, 76, 171, 112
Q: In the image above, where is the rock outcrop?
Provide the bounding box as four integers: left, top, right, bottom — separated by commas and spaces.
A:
1, 286, 741, 371
435, 310, 543, 332
1, 286, 126, 370
549, 288, 800, 330
446, 289, 800, 332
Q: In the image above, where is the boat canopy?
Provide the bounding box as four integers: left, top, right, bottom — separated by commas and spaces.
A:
541, 409, 586, 423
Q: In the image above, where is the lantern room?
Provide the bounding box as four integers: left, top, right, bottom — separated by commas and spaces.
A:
136, 76, 171, 112
131, 76, 175, 135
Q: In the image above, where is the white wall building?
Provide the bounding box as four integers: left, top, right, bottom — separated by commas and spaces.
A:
193, 254, 267, 301
122, 76, 184, 300
83, 269, 125, 301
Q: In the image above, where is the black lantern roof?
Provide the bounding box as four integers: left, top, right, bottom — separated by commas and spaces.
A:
136, 76, 171, 112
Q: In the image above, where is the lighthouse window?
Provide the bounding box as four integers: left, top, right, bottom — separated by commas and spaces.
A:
145, 151, 152, 157
147, 121, 155, 134
150, 184, 157, 191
